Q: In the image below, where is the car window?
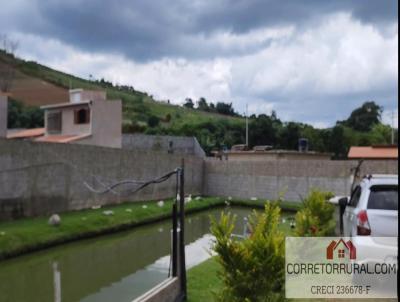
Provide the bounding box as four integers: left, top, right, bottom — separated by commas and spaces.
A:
348, 186, 362, 207
368, 185, 398, 210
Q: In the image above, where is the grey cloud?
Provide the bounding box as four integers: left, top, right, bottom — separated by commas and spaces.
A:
1, 0, 397, 127
2, 0, 398, 61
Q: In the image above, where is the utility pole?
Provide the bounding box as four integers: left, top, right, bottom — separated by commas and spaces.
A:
246, 103, 249, 147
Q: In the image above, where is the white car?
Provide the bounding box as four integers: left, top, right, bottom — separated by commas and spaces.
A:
340, 174, 398, 294
341, 174, 398, 237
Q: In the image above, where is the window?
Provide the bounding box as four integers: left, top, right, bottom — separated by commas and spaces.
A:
74, 108, 90, 124
338, 249, 345, 258
47, 111, 62, 134
368, 185, 398, 210
348, 186, 362, 207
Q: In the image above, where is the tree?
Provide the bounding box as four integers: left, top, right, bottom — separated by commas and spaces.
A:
345, 101, 382, 132
0, 34, 19, 92
278, 122, 301, 150
209, 102, 216, 112
183, 98, 194, 109
328, 125, 347, 159
216, 102, 235, 116
249, 114, 277, 147
197, 97, 209, 111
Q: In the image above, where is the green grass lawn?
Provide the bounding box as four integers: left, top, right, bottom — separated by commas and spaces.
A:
187, 257, 222, 302
187, 257, 393, 302
0, 197, 222, 259
0, 196, 296, 260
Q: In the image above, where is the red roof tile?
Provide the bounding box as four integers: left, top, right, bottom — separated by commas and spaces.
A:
348, 146, 398, 159
7, 128, 45, 139
35, 134, 90, 143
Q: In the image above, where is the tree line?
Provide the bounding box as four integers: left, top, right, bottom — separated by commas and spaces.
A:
7, 96, 396, 159
147, 100, 397, 158
183, 97, 238, 116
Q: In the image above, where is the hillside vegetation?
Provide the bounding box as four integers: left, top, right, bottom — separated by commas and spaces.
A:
1, 50, 396, 157
0, 50, 244, 131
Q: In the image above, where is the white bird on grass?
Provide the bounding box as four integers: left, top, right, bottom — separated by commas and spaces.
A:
184, 194, 192, 204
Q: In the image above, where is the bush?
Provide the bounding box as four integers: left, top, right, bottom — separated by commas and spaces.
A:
295, 190, 335, 236
7, 99, 44, 128
122, 121, 146, 133
211, 203, 285, 302
147, 115, 160, 128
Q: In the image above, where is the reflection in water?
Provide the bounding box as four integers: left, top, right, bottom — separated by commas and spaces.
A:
0, 207, 292, 302
53, 262, 61, 302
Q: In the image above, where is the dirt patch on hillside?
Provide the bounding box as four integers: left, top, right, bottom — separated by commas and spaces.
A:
1, 61, 69, 106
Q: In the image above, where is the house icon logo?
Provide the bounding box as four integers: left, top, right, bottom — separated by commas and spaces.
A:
326, 238, 356, 260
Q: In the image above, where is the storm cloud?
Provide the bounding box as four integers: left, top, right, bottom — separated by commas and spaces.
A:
0, 0, 398, 126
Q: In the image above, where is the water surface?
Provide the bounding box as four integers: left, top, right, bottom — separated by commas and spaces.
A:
0, 207, 293, 302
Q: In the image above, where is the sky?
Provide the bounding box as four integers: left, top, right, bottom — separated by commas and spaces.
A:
0, 0, 398, 128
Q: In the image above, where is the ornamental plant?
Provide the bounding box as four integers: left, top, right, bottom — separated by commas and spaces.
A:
210, 202, 285, 302
295, 190, 335, 236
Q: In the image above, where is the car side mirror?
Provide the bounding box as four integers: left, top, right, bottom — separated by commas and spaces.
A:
338, 197, 349, 208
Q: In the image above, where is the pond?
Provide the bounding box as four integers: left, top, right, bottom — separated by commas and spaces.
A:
0, 206, 294, 302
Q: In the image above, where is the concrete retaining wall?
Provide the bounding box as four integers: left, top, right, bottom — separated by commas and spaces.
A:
132, 278, 181, 302
204, 159, 398, 201
0, 139, 203, 220
122, 134, 205, 157
1, 137, 397, 220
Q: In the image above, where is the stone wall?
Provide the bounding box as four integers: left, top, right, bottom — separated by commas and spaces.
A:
122, 134, 205, 157
0, 137, 397, 220
203, 159, 398, 201
0, 139, 203, 220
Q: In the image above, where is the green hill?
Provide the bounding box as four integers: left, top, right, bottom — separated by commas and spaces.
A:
1, 50, 395, 157
0, 50, 244, 138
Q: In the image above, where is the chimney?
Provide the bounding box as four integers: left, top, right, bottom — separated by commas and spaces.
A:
0, 94, 8, 138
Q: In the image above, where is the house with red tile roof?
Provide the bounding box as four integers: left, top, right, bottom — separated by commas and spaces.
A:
348, 145, 398, 160
4, 89, 122, 148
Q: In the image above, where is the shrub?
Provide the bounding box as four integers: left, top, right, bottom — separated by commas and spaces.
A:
122, 121, 146, 133
211, 202, 285, 302
7, 99, 43, 128
295, 190, 335, 236
147, 115, 160, 128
